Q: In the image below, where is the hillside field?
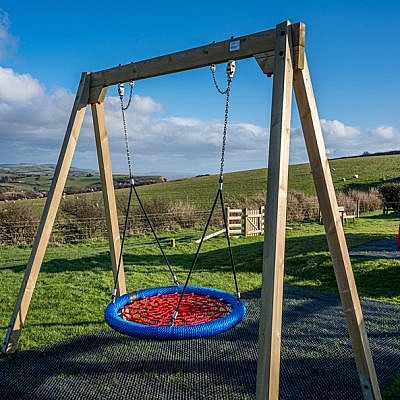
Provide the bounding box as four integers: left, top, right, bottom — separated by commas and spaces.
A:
118, 153, 400, 208
1, 153, 398, 217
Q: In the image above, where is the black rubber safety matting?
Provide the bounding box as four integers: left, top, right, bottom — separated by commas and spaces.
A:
350, 237, 400, 259
1, 286, 399, 400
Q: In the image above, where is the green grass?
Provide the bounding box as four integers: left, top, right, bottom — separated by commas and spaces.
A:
135, 153, 400, 203
3, 153, 399, 211
1, 213, 399, 396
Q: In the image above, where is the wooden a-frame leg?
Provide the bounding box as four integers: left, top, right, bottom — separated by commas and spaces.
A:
256, 21, 294, 400
2, 73, 90, 354
91, 99, 126, 296
293, 55, 381, 400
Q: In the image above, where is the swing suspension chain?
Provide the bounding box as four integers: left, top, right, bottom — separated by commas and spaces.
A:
219, 76, 231, 181
120, 80, 134, 111
171, 61, 240, 325
111, 81, 179, 301
210, 64, 229, 95
211, 61, 236, 181
118, 82, 134, 179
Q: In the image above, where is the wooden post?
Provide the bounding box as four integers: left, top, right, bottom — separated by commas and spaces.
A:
256, 21, 294, 400
226, 206, 230, 236
293, 54, 381, 400
259, 206, 263, 234
2, 73, 90, 354
244, 207, 249, 236
91, 99, 126, 296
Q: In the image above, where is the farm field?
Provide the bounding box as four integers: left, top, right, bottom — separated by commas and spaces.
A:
0, 163, 165, 199
135, 153, 400, 204
4, 153, 399, 213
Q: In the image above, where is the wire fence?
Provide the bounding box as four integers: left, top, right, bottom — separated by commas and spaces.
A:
0, 196, 392, 247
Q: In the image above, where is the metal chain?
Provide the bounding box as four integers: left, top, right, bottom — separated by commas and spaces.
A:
219, 77, 231, 181
118, 86, 134, 180
114, 82, 179, 292
120, 81, 134, 110
171, 62, 237, 324
210, 64, 229, 94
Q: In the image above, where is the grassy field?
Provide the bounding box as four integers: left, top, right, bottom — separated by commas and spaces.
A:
0, 212, 399, 396
134, 153, 400, 203
3, 153, 399, 212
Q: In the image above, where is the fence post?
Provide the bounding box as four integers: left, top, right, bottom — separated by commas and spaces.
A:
226, 206, 230, 236
243, 207, 248, 236
356, 199, 360, 218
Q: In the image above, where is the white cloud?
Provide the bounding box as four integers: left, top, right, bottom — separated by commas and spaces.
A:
370, 125, 397, 139
0, 66, 398, 176
321, 119, 360, 138
320, 120, 399, 159
0, 67, 44, 103
0, 10, 18, 60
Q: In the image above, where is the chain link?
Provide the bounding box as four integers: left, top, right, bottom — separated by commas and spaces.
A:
119, 90, 134, 179
219, 78, 232, 180
210, 64, 229, 94
210, 64, 234, 181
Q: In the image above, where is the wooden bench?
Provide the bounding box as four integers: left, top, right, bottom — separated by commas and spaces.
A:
320, 206, 356, 224
338, 206, 355, 224
383, 201, 396, 214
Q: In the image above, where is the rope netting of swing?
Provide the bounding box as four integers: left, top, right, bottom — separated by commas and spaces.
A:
120, 292, 231, 326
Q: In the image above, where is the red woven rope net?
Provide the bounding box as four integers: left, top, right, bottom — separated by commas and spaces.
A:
120, 292, 231, 326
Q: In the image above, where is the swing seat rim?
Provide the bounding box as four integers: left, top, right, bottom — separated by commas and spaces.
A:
104, 285, 246, 340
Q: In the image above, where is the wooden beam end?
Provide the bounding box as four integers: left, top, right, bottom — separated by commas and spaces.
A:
292, 22, 306, 70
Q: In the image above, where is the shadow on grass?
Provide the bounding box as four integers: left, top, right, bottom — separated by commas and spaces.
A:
360, 213, 400, 221
3, 232, 399, 301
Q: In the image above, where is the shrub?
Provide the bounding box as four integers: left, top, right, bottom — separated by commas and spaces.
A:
0, 202, 39, 245
168, 201, 199, 228
60, 197, 106, 241
378, 183, 400, 212
286, 190, 319, 222
349, 189, 382, 213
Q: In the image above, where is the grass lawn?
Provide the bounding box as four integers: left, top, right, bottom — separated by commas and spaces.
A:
0, 212, 399, 397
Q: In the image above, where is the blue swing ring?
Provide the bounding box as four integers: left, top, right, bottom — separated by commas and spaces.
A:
105, 285, 246, 340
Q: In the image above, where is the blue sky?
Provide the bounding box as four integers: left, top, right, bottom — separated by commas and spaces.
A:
0, 1, 399, 177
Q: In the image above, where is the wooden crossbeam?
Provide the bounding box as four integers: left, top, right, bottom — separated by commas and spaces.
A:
88, 23, 304, 103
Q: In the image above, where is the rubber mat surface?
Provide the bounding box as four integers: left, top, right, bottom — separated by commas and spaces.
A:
1, 286, 399, 399
350, 237, 400, 259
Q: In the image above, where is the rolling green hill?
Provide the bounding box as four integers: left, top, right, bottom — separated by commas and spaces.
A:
129, 153, 399, 207
2, 154, 399, 210
0, 163, 165, 201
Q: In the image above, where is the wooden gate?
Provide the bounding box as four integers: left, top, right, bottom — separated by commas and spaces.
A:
243, 206, 265, 236
226, 207, 243, 236
226, 206, 265, 237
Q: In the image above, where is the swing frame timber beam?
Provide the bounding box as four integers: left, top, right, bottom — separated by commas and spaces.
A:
2, 20, 381, 400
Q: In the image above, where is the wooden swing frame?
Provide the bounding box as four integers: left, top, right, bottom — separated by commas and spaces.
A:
1, 20, 381, 400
